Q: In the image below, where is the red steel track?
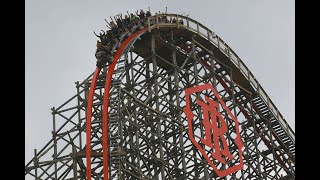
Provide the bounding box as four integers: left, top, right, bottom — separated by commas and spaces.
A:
85, 67, 101, 180
86, 28, 147, 180
25, 13, 294, 180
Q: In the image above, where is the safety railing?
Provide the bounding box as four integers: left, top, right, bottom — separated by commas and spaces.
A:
147, 13, 295, 141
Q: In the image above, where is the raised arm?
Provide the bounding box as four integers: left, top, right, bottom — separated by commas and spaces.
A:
93, 31, 99, 37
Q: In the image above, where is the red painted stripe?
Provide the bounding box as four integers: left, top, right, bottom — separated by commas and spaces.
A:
86, 67, 102, 180
102, 28, 147, 180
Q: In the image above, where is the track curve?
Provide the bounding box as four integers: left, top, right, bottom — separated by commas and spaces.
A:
25, 12, 295, 180
101, 28, 147, 180
86, 28, 147, 179
85, 67, 101, 180
86, 13, 295, 179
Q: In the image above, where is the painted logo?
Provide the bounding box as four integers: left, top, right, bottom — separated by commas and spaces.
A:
183, 83, 243, 177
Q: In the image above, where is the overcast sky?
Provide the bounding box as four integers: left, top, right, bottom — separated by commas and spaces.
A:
26, 0, 294, 165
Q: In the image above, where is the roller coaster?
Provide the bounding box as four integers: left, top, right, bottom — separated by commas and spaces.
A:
25, 11, 295, 180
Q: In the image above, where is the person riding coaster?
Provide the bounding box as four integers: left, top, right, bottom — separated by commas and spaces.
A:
94, 9, 152, 68
95, 50, 112, 68
137, 9, 145, 20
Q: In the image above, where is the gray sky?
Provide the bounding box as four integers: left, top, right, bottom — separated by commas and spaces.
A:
26, 0, 295, 165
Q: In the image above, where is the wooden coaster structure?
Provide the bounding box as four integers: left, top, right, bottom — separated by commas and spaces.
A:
25, 12, 295, 180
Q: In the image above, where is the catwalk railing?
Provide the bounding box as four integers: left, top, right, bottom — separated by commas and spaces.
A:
26, 12, 294, 179
147, 13, 294, 142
